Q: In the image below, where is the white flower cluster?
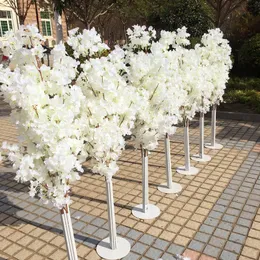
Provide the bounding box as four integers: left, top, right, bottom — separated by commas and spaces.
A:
124, 25, 231, 149
126, 25, 156, 51
199, 28, 232, 105
0, 25, 231, 209
67, 27, 109, 58
0, 26, 138, 208
76, 46, 141, 176
0, 27, 89, 208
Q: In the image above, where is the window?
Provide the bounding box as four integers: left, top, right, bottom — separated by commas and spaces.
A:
0, 10, 13, 37
40, 11, 52, 36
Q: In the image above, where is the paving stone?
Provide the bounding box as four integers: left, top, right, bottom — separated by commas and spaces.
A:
218, 221, 233, 231
233, 225, 249, 236
226, 208, 240, 217
127, 230, 142, 240
243, 205, 257, 214
153, 239, 169, 251
139, 234, 156, 245
214, 228, 230, 239
42, 211, 57, 219
199, 224, 215, 235
225, 241, 242, 254
188, 240, 205, 251
73, 221, 85, 231
230, 202, 244, 210
145, 247, 162, 259
91, 218, 106, 227
240, 212, 255, 220
92, 228, 109, 239
82, 237, 99, 248
213, 205, 227, 213
237, 218, 252, 227
167, 244, 185, 255
194, 232, 211, 243
161, 252, 175, 260
204, 217, 219, 227
82, 225, 98, 235
81, 214, 95, 223
222, 214, 237, 223
209, 236, 225, 248
208, 211, 223, 220
132, 242, 149, 254
203, 244, 221, 258
117, 225, 130, 236
229, 233, 246, 244
123, 252, 140, 260
220, 250, 238, 260
217, 199, 230, 207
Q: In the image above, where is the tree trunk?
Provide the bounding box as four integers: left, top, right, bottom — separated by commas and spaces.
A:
19, 15, 25, 25
54, 10, 63, 43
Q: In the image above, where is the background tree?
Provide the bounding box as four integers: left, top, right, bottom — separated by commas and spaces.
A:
247, 0, 260, 16
64, 0, 117, 29
2, 0, 32, 25
148, 0, 213, 37
204, 0, 248, 29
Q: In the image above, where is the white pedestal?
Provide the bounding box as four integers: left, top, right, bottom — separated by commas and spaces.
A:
132, 204, 160, 219
191, 154, 211, 162
158, 182, 182, 193
205, 143, 223, 150
97, 237, 130, 260
176, 166, 199, 176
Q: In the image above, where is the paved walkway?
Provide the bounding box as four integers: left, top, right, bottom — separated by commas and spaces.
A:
0, 112, 260, 260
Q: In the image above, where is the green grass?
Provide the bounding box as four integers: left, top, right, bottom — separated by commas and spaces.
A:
223, 76, 260, 113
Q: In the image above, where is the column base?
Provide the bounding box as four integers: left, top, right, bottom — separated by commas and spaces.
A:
132, 204, 160, 219
158, 182, 182, 194
176, 166, 199, 175
191, 154, 211, 162
205, 143, 223, 150
96, 236, 131, 260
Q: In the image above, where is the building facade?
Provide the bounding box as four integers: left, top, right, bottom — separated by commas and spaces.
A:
0, 0, 67, 46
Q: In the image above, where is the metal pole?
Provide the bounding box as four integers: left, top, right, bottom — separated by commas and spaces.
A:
142, 148, 149, 213
199, 112, 204, 158
61, 210, 72, 259
60, 205, 78, 260
165, 133, 173, 189
66, 207, 78, 259
184, 119, 190, 171
211, 105, 216, 147
105, 176, 117, 250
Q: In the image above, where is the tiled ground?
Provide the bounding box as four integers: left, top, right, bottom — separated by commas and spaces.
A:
0, 112, 260, 260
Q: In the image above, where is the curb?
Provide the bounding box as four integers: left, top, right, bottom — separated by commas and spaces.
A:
205, 111, 260, 122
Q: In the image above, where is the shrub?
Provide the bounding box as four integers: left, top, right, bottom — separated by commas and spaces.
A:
237, 34, 260, 77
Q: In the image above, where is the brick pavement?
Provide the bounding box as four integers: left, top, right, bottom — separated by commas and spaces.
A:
0, 114, 260, 260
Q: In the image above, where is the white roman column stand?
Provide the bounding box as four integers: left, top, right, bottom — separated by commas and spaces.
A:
177, 118, 199, 175
60, 205, 78, 260
96, 175, 130, 259
158, 133, 182, 193
191, 112, 211, 162
132, 148, 161, 219
205, 104, 223, 149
